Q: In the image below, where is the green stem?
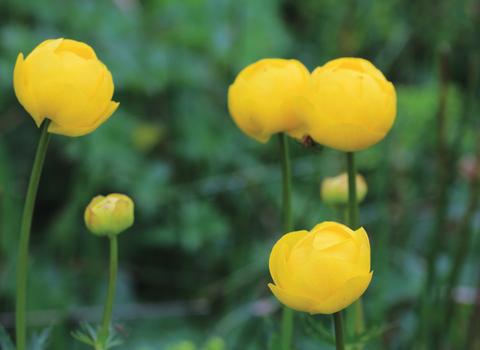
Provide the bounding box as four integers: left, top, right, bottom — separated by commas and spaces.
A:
99, 235, 118, 340
279, 133, 293, 233
15, 119, 51, 350
280, 306, 294, 350
279, 133, 294, 350
346, 152, 358, 229
345, 151, 365, 346
333, 311, 346, 350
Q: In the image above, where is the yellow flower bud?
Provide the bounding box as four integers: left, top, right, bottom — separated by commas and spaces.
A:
268, 221, 372, 314
321, 172, 367, 208
228, 59, 310, 143
289, 58, 396, 152
84, 194, 134, 237
14, 38, 119, 137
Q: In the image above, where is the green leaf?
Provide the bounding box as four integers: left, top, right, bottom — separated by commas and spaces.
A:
300, 313, 335, 346
345, 324, 392, 348
71, 331, 95, 346
29, 327, 52, 350
0, 326, 15, 350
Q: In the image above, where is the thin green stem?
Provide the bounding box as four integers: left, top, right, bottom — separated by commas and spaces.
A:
15, 119, 51, 350
333, 311, 346, 350
279, 133, 294, 350
99, 235, 118, 340
346, 152, 358, 230
346, 151, 364, 346
279, 133, 293, 233
280, 306, 294, 350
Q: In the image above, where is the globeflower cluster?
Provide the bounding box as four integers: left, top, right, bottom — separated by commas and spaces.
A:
228, 57, 396, 152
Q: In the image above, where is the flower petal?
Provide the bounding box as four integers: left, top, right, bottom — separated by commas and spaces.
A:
24, 47, 64, 88
310, 238, 359, 265
308, 122, 386, 152
311, 222, 361, 248
373, 83, 396, 134
352, 228, 371, 275
292, 257, 356, 302
30, 80, 96, 127
268, 283, 320, 313
291, 95, 334, 133
308, 272, 373, 315
228, 88, 269, 143
64, 59, 105, 101
90, 67, 114, 112
56, 51, 86, 71
40, 38, 63, 51
13, 53, 42, 126
276, 243, 306, 296
53, 39, 97, 60
269, 230, 309, 286
48, 101, 119, 137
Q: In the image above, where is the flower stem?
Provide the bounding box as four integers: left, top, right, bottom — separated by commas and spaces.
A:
333, 311, 346, 350
15, 119, 51, 350
345, 151, 364, 346
99, 235, 118, 340
346, 152, 358, 230
279, 132, 294, 350
279, 133, 294, 234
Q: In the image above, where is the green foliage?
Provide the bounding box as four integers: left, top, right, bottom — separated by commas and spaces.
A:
163, 337, 225, 350
164, 341, 196, 350
1, 0, 480, 349
0, 326, 15, 350
71, 322, 126, 350
0, 326, 52, 350
29, 328, 52, 350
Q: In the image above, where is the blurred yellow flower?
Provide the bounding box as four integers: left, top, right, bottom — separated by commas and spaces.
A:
290, 58, 396, 152
14, 38, 119, 137
269, 221, 372, 314
321, 172, 367, 208
228, 59, 310, 143
84, 194, 134, 237
131, 122, 165, 153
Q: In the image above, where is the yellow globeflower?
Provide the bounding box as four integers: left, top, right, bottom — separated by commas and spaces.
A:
321, 172, 368, 208
228, 59, 310, 143
269, 221, 372, 314
14, 38, 119, 137
84, 194, 134, 237
290, 58, 396, 152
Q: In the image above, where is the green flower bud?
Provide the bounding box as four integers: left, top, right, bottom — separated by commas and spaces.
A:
84, 193, 134, 237
320, 172, 367, 208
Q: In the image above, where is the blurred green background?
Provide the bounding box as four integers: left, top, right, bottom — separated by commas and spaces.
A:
1, 0, 480, 349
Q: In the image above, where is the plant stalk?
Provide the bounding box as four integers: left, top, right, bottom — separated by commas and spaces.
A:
279, 132, 294, 350
345, 151, 365, 343
346, 152, 359, 230
15, 119, 51, 350
99, 235, 118, 340
333, 311, 346, 350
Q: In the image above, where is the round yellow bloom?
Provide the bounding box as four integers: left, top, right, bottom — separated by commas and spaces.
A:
268, 222, 372, 314
289, 58, 396, 152
84, 194, 134, 237
14, 38, 119, 137
228, 59, 310, 143
321, 172, 367, 208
